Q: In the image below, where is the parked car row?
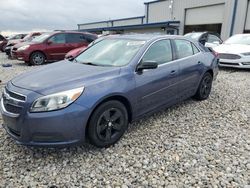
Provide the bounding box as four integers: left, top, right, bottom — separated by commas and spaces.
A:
5, 32, 42, 57
0, 30, 249, 148
1, 31, 97, 65
0, 33, 27, 52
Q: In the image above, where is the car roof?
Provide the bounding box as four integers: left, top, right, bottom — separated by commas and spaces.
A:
104, 34, 187, 41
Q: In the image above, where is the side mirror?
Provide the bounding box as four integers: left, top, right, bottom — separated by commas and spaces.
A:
47, 40, 52, 45
137, 60, 158, 72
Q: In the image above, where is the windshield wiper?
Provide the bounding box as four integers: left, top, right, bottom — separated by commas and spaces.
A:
82, 62, 99, 66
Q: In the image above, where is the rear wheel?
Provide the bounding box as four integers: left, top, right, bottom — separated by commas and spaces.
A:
30, 52, 45, 65
88, 100, 128, 148
194, 72, 213, 100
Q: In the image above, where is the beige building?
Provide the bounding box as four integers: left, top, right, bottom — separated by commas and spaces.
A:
77, 0, 250, 40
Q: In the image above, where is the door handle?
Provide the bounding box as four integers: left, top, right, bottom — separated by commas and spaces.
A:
170, 70, 176, 74
198, 61, 202, 64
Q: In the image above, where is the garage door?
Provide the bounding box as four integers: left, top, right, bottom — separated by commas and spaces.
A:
245, 1, 250, 31
185, 4, 225, 25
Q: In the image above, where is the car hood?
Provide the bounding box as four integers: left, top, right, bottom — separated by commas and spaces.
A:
213, 44, 250, 54
11, 60, 121, 95
13, 41, 36, 48
66, 47, 87, 58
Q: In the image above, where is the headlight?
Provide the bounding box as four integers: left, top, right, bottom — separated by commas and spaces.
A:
30, 87, 84, 112
242, 52, 250, 56
17, 45, 30, 51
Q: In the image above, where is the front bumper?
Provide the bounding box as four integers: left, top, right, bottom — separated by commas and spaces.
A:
0, 84, 91, 147
219, 59, 250, 69
11, 50, 30, 62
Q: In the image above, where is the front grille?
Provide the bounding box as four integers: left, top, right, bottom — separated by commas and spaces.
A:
218, 53, 241, 60
220, 62, 239, 66
242, 62, 250, 65
2, 87, 26, 116
3, 103, 22, 114
5, 88, 26, 101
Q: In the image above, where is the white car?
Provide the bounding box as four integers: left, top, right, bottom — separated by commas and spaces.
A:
213, 34, 250, 69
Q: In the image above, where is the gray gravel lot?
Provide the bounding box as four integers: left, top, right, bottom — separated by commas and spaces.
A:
0, 52, 249, 187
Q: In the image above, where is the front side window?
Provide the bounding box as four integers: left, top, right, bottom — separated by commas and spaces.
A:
192, 43, 200, 54
174, 40, 194, 59
75, 39, 145, 67
48, 34, 66, 44
142, 40, 172, 65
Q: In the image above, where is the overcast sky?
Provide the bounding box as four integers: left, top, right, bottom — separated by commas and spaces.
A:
0, 0, 146, 34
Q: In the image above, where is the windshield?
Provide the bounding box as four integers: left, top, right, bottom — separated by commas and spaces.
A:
32, 33, 51, 43
225, 35, 250, 45
75, 38, 146, 67
185, 33, 203, 40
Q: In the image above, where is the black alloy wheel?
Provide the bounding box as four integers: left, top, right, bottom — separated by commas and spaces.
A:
194, 72, 213, 100
88, 100, 128, 148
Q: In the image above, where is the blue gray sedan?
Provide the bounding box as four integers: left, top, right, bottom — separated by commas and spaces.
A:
0, 35, 219, 148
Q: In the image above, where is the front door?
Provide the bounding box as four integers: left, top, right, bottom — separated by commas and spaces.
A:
46, 33, 70, 60
135, 39, 180, 117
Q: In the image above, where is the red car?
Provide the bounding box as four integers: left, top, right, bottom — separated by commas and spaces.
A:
65, 46, 87, 59
12, 31, 97, 65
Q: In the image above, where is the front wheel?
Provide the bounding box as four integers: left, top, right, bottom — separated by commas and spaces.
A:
194, 72, 213, 100
87, 100, 128, 148
30, 52, 45, 65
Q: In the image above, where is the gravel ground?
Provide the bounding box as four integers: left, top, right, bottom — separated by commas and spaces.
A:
0, 52, 249, 187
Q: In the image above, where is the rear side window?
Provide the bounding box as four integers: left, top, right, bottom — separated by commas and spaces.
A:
174, 39, 194, 59
192, 43, 200, 54
143, 40, 172, 65
66, 33, 87, 43
48, 34, 66, 44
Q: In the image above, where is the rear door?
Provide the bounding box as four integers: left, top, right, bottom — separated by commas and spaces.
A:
45, 33, 68, 60
173, 39, 203, 99
135, 39, 180, 116
66, 33, 89, 50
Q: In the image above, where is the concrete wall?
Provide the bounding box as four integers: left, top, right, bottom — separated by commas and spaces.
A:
147, 1, 172, 23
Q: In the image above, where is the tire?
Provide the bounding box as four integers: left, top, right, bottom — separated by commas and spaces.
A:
88, 100, 128, 148
30, 51, 45, 65
194, 72, 213, 100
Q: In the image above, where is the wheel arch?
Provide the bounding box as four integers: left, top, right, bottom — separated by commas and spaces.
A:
29, 50, 47, 61
86, 94, 133, 133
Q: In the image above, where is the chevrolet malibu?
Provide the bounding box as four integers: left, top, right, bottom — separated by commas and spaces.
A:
0, 35, 218, 148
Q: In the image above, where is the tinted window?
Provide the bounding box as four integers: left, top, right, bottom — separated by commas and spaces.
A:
85, 34, 97, 43
174, 40, 194, 59
207, 34, 221, 43
192, 43, 200, 54
143, 40, 172, 65
67, 33, 86, 43
49, 34, 66, 44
